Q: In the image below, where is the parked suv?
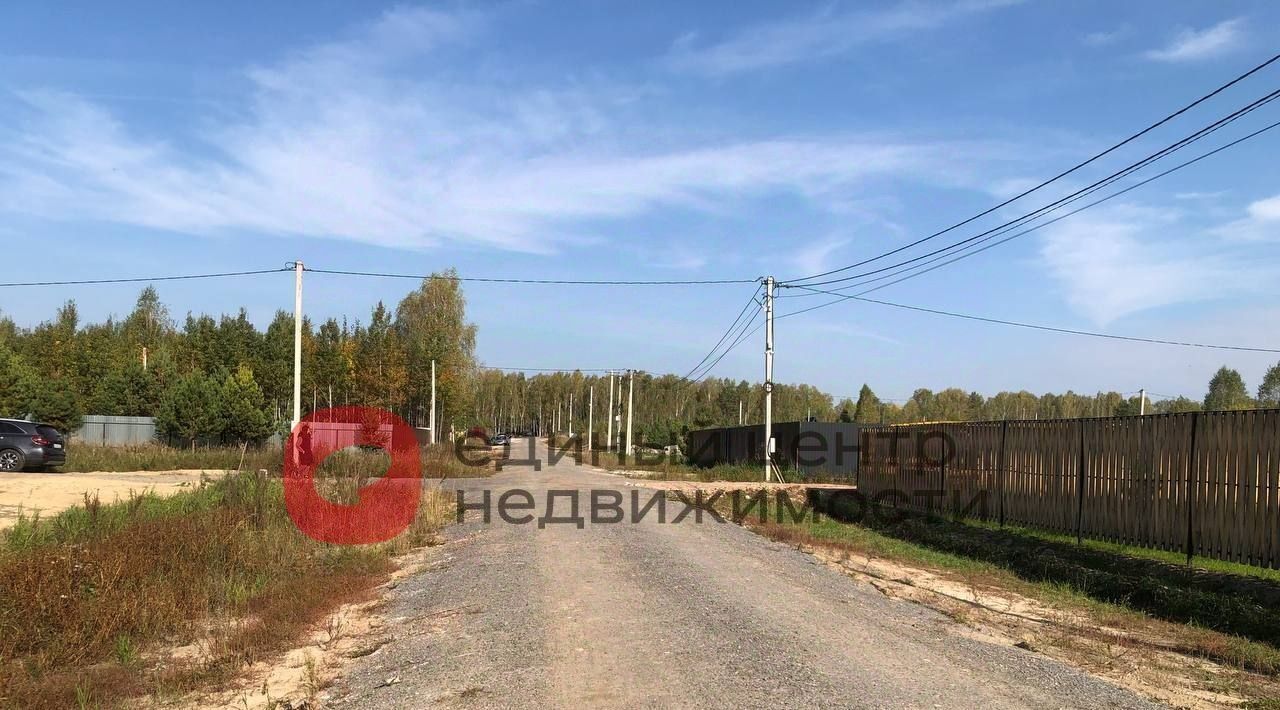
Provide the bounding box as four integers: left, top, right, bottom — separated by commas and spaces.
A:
0, 419, 67, 471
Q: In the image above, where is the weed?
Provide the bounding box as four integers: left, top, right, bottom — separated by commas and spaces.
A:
0, 466, 453, 708
113, 635, 138, 667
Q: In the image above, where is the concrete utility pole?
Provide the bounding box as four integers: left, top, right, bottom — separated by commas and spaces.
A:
569, 393, 574, 437
606, 372, 615, 452
763, 275, 775, 482
292, 261, 304, 429
1139, 388, 1146, 416
625, 369, 635, 457
587, 385, 594, 451
738, 399, 743, 426
429, 360, 437, 444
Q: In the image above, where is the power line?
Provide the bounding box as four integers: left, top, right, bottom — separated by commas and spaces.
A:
785, 53, 1280, 285
0, 268, 289, 288
680, 284, 763, 381
785, 85, 1280, 291
1147, 391, 1196, 400
779, 115, 1280, 306
784, 284, 1280, 353
480, 366, 617, 373
305, 267, 758, 286
692, 310, 763, 384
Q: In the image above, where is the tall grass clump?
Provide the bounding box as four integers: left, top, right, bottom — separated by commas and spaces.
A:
0, 449, 451, 707
63, 444, 284, 474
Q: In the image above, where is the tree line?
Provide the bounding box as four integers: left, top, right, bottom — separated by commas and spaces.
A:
0, 270, 476, 446
1, 270, 1277, 449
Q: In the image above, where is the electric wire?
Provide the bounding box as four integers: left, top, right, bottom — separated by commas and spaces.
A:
0, 268, 290, 288
784, 86, 1280, 290
784, 53, 1280, 285
680, 283, 764, 381
778, 115, 1280, 307
783, 284, 1280, 353
304, 267, 758, 286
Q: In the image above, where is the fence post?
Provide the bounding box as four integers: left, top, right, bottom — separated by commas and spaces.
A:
1185, 411, 1201, 567
938, 426, 947, 520
1075, 420, 1086, 545
997, 420, 1008, 528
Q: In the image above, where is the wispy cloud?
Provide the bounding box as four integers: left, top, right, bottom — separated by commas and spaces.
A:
1082, 27, 1128, 47
1039, 204, 1272, 325
0, 7, 1001, 255
1173, 190, 1228, 201
1211, 193, 1280, 241
664, 0, 1021, 77
1144, 18, 1245, 62
788, 235, 851, 277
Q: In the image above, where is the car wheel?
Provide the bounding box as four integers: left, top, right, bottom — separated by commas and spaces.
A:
0, 449, 23, 472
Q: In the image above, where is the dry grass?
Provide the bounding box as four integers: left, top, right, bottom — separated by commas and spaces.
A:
61, 441, 490, 481
0, 449, 452, 708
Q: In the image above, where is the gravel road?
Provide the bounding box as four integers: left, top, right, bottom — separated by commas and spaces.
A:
330, 438, 1162, 709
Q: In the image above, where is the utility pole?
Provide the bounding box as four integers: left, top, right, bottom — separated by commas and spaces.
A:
292, 261, 304, 429
587, 385, 594, 451
569, 392, 575, 437
430, 360, 437, 444
606, 372, 615, 452
625, 369, 635, 457
738, 399, 743, 426
763, 276, 775, 482
1139, 388, 1146, 416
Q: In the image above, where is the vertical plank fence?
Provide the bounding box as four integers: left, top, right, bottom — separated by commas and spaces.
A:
857, 409, 1280, 570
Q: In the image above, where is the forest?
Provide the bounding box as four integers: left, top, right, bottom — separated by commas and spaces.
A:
1, 270, 1278, 449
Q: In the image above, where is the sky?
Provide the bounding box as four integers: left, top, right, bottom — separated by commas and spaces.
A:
0, 0, 1278, 403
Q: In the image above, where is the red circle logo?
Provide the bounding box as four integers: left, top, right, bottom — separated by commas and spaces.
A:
284, 406, 423, 544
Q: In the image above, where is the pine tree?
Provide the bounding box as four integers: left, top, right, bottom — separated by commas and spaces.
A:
24, 376, 83, 432
218, 365, 272, 445
157, 372, 221, 448
0, 346, 33, 417
93, 362, 158, 416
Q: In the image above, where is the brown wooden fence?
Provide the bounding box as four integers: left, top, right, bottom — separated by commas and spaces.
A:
857, 409, 1280, 569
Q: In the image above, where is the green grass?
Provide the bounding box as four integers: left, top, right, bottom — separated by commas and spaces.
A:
962, 516, 1280, 585
64, 444, 283, 473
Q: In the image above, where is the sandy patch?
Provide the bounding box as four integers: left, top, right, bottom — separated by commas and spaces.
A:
0, 470, 225, 528
180, 546, 448, 709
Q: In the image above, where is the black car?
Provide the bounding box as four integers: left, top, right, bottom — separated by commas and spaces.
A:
0, 419, 67, 471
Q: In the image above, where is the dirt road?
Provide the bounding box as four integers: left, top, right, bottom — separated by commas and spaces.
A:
330, 438, 1160, 709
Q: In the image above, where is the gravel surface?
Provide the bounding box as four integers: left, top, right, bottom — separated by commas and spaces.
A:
330, 438, 1163, 709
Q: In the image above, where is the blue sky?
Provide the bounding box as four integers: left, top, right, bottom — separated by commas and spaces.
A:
1, 0, 1278, 402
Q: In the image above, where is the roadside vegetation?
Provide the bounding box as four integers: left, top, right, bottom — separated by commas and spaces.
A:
711, 492, 1280, 704
0, 449, 452, 708
60, 441, 490, 478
